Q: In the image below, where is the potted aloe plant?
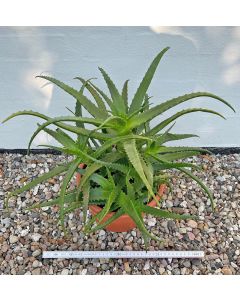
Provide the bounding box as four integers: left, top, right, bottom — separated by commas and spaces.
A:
3, 47, 235, 248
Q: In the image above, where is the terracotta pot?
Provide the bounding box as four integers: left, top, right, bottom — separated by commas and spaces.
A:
76, 165, 166, 232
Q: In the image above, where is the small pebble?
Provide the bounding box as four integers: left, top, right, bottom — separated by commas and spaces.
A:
32, 268, 41, 275
222, 267, 232, 275
32, 260, 40, 268
52, 184, 60, 193
9, 235, 18, 244
98, 230, 106, 237
187, 232, 195, 240
143, 261, 150, 271
81, 269, 88, 275
61, 269, 69, 275
124, 262, 131, 273
32, 249, 41, 257
31, 233, 42, 242
147, 218, 156, 227
187, 220, 198, 229
20, 229, 29, 237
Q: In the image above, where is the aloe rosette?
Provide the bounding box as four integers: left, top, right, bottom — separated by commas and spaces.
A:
3, 47, 235, 247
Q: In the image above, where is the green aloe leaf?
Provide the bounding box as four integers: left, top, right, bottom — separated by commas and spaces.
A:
28, 115, 104, 151
75, 77, 108, 116
126, 173, 135, 199
94, 134, 152, 159
38, 126, 77, 151
157, 150, 202, 161
151, 158, 201, 171
123, 139, 155, 199
76, 152, 124, 199
76, 79, 85, 146
119, 192, 161, 248
61, 202, 83, 216
149, 108, 226, 136
38, 133, 116, 168
129, 92, 235, 129
122, 79, 129, 113
89, 173, 113, 189
129, 47, 170, 113
140, 157, 153, 195
27, 187, 107, 211
156, 132, 199, 145
139, 204, 197, 220
37, 75, 104, 119
56, 123, 111, 141
98, 67, 126, 114
38, 144, 79, 156
2, 110, 49, 124
136, 95, 152, 135
82, 180, 90, 223
59, 157, 82, 230
84, 188, 117, 232
147, 145, 210, 155
88, 81, 116, 112
2, 110, 111, 141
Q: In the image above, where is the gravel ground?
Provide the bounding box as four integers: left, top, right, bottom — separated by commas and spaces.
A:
0, 153, 239, 275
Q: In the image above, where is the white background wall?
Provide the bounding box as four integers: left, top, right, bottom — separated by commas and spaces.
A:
0, 26, 239, 148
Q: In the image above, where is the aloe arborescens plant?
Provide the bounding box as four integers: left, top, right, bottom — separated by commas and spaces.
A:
3, 47, 235, 247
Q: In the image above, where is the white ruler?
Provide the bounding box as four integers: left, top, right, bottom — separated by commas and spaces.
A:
42, 250, 204, 259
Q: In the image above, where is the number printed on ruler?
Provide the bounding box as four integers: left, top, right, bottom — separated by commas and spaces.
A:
42, 250, 204, 259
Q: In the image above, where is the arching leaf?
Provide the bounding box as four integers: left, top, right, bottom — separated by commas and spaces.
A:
129, 47, 170, 113
75, 77, 108, 116
149, 108, 225, 136
99, 67, 126, 114
129, 92, 235, 129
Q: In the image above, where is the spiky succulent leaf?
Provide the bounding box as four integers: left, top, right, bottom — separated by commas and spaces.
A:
118, 192, 161, 247
123, 139, 155, 199
59, 157, 82, 229
38, 126, 78, 151
84, 187, 117, 232
129, 47, 170, 113
139, 204, 197, 220
3, 110, 111, 141
75, 77, 108, 115
147, 145, 210, 155
156, 150, 202, 162
28, 116, 104, 150
94, 134, 152, 159
122, 80, 129, 112
149, 108, 226, 136
37, 75, 105, 119
156, 132, 199, 144
129, 92, 235, 130
82, 180, 90, 223
98, 67, 126, 115
88, 81, 116, 112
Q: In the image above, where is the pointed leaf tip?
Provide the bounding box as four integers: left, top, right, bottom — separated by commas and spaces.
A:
129, 47, 170, 114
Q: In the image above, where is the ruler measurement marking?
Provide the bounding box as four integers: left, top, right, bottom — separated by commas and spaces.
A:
42, 251, 204, 259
